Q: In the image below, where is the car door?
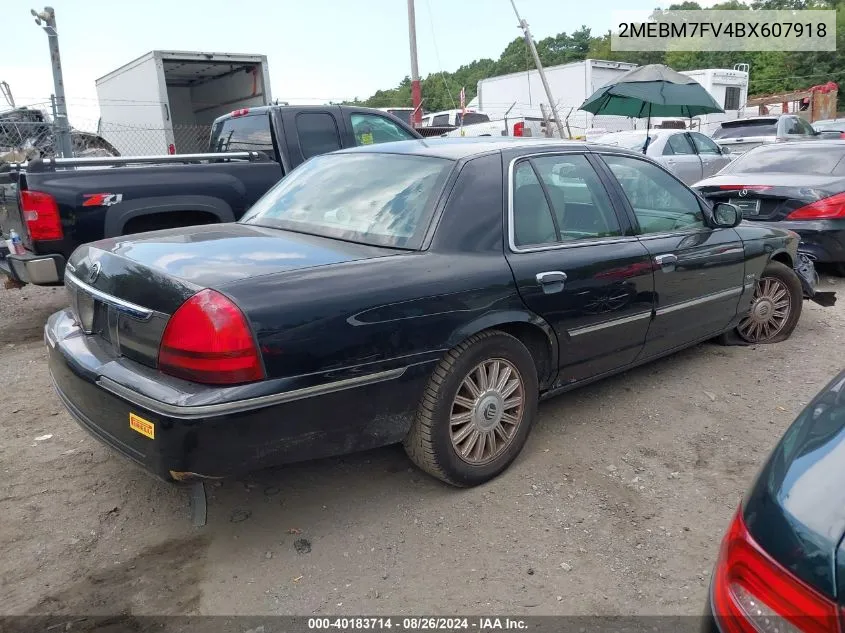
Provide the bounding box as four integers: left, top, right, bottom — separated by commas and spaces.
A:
688, 131, 731, 178
597, 152, 746, 359
661, 132, 703, 185
503, 150, 655, 385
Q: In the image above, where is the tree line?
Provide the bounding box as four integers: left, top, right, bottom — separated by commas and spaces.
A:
344, 0, 845, 113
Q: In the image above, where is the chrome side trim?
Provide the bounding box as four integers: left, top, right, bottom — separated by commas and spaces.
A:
96, 366, 408, 420
655, 287, 743, 317
65, 272, 154, 321
568, 311, 653, 337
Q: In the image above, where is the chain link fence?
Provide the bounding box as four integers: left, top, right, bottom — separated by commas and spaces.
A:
1, 107, 215, 164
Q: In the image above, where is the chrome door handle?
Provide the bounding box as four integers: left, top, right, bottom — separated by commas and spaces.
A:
536, 271, 567, 285
654, 254, 678, 271
536, 271, 567, 294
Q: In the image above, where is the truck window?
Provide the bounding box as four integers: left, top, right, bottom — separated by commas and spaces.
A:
209, 114, 275, 158
431, 114, 450, 126
387, 109, 412, 125
351, 113, 417, 146
456, 112, 490, 126
296, 112, 342, 160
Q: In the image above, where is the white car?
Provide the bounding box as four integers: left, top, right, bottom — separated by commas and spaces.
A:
592, 129, 733, 185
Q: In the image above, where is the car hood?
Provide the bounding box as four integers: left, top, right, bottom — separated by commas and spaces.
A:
742, 371, 845, 601
67, 223, 399, 313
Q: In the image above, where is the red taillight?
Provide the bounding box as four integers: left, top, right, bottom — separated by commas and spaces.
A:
712, 508, 840, 633
167, 143, 176, 155
158, 289, 264, 385
839, 132, 845, 139
786, 192, 845, 220
20, 190, 63, 241
231, 108, 250, 118
513, 122, 524, 137
718, 185, 774, 191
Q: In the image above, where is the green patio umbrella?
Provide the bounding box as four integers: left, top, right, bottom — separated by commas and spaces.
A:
579, 64, 725, 152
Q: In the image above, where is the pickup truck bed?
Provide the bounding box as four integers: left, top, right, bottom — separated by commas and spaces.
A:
1, 105, 421, 286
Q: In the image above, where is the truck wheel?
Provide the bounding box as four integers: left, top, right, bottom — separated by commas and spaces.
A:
735, 261, 803, 344
403, 330, 539, 487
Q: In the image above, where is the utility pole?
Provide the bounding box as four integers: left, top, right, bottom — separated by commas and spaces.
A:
407, 0, 422, 127
508, 0, 565, 139
31, 6, 73, 158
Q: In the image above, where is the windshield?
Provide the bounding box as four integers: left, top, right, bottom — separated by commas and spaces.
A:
712, 120, 778, 139
722, 145, 845, 175
240, 153, 453, 249
596, 133, 652, 150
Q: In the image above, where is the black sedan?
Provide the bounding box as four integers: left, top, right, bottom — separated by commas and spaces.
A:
46, 138, 826, 489
703, 368, 845, 633
695, 140, 845, 275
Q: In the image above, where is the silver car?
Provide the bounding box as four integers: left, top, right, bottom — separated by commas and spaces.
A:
711, 115, 820, 155
592, 129, 733, 185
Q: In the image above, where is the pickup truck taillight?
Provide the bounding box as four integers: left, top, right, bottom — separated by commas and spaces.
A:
20, 190, 63, 241
513, 122, 524, 137
158, 289, 265, 385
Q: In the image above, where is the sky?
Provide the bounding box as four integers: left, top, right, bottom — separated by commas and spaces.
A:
0, 0, 722, 128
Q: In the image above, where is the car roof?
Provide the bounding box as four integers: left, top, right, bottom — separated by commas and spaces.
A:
334, 137, 634, 160
744, 138, 845, 150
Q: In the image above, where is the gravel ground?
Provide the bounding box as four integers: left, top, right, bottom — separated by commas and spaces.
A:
1, 276, 844, 617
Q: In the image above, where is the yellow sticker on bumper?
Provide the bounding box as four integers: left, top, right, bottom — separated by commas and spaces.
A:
129, 413, 155, 440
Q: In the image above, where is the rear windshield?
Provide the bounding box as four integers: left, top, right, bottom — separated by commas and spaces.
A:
456, 112, 490, 126
209, 114, 275, 159
722, 144, 845, 175
813, 120, 845, 132
240, 153, 453, 249
712, 120, 778, 139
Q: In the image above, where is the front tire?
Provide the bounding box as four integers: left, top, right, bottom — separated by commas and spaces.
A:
735, 261, 803, 344
403, 331, 539, 487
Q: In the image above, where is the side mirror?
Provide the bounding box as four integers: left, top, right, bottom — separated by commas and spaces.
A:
712, 202, 742, 228
721, 145, 731, 155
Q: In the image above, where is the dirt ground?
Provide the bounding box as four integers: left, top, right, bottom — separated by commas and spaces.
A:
1, 276, 844, 618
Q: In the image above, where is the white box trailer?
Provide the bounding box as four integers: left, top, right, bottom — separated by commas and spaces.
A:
475, 59, 639, 138
676, 67, 749, 135
95, 50, 272, 155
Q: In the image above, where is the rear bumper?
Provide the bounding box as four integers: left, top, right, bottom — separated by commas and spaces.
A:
780, 219, 845, 264
0, 246, 65, 286
46, 309, 430, 482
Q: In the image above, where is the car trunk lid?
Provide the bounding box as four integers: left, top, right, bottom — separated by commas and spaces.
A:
65, 223, 400, 370
695, 173, 841, 222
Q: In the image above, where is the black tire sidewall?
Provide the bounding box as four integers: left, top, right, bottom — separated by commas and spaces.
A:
427, 334, 539, 487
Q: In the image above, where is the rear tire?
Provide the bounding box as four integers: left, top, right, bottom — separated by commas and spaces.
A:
403, 331, 539, 487
734, 261, 803, 344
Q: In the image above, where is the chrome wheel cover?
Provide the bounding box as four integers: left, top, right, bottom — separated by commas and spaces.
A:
449, 358, 525, 465
737, 276, 792, 343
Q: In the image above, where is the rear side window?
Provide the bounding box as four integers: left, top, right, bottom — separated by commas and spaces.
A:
456, 112, 490, 126
712, 120, 778, 139
209, 114, 275, 158
511, 154, 622, 247
432, 114, 450, 126
296, 112, 342, 160
664, 134, 695, 155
